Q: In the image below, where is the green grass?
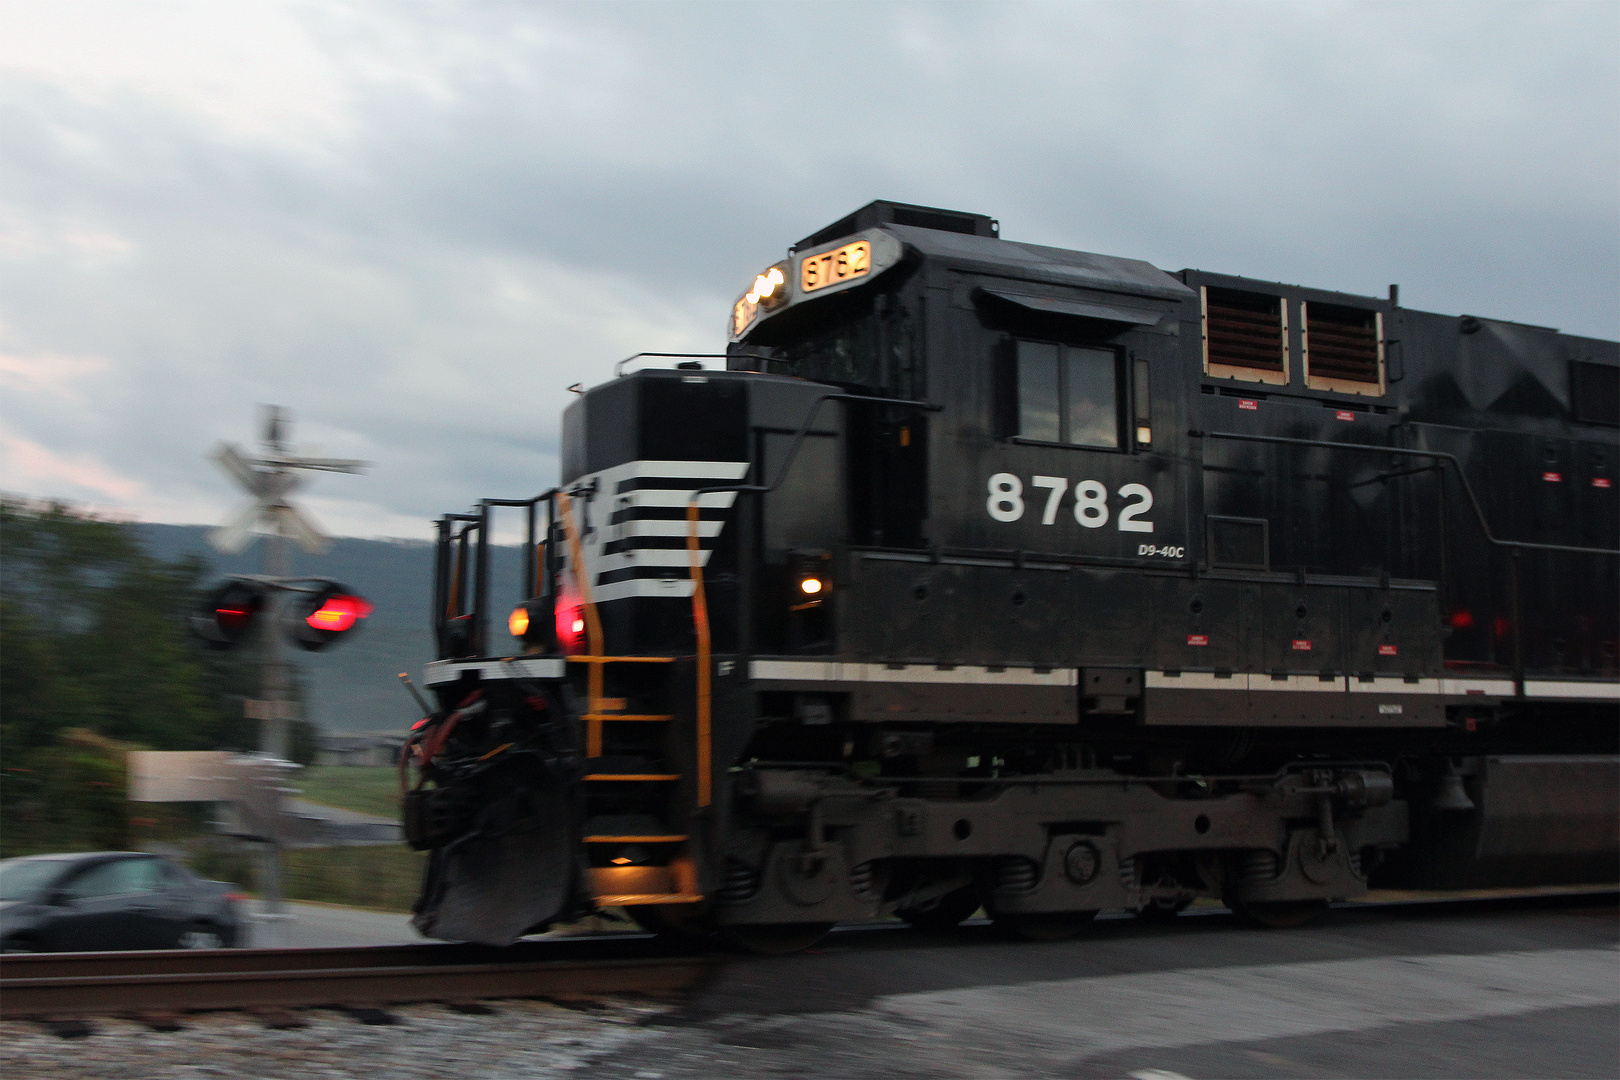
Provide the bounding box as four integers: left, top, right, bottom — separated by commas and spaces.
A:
293, 765, 402, 819
187, 842, 428, 912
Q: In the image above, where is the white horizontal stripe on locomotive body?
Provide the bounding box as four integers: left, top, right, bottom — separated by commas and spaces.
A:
1148, 672, 1442, 694
615, 519, 726, 538
618, 489, 743, 509
568, 459, 749, 603
1441, 677, 1517, 696
1147, 672, 1616, 700
750, 660, 1079, 687
595, 549, 721, 572
608, 459, 751, 479
1524, 679, 1620, 700
422, 657, 565, 686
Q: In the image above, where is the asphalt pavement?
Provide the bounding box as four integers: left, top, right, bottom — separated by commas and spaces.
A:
243, 900, 422, 949
589, 896, 1618, 1080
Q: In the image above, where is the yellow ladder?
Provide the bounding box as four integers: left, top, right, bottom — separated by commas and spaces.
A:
560, 494, 703, 907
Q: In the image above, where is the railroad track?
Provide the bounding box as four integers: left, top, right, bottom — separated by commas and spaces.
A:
0, 937, 717, 1019
2, 886, 1610, 1023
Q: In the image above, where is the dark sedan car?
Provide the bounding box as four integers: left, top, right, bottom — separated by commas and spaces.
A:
0, 852, 247, 952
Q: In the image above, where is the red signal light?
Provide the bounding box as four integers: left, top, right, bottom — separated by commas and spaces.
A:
216, 607, 253, 631
193, 579, 268, 648
288, 582, 371, 652
1448, 609, 1474, 630
305, 594, 372, 633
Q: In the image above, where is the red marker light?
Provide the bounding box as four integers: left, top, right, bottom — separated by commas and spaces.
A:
1448, 609, 1474, 629
556, 603, 586, 654
305, 595, 372, 632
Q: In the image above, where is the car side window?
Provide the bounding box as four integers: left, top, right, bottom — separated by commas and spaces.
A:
61, 859, 161, 899
157, 861, 191, 890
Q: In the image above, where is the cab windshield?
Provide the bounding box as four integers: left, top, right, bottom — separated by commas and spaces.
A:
744, 294, 916, 396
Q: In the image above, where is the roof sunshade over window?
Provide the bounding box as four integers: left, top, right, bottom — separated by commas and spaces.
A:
1202, 287, 1288, 386
1304, 301, 1384, 396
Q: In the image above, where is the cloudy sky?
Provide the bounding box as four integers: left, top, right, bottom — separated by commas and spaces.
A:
2, 0, 1615, 540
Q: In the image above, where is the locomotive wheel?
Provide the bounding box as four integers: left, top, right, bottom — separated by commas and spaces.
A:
1230, 898, 1328, 929
633, 904, 716, 941
722, 922, 835, 955
991, 909, 1098, 942
897, 888, 982, 932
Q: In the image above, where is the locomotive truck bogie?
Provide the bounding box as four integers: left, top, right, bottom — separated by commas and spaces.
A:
410, 201, 1618, 947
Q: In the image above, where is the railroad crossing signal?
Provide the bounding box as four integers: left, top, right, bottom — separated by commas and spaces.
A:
191, 577, 372, 651
208, 405, 368, 555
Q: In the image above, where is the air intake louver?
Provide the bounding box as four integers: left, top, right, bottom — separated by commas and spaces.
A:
1305, 302, 1381, 387
1204, 287, 1286, 381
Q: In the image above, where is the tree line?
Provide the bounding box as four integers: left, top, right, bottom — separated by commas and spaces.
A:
1, 498, 314, 856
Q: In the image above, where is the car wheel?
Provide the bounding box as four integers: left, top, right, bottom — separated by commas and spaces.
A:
178, 925, 226, 950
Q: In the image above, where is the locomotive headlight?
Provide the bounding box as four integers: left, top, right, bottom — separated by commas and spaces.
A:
508, 605, 530, 637
746, 264, 790, 310
799, 576, 825, 596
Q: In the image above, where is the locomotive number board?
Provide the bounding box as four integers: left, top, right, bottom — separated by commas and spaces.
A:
800, 240, 871, 293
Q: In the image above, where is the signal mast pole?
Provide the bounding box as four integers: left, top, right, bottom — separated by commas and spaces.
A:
262, 408, 293, 760
208, 405, 369, 940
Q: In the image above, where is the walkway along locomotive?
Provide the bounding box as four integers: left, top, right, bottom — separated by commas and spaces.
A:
404, 201, 1619, 950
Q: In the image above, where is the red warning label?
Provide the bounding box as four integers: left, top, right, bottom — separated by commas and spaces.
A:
1543, 471, 1562, 482
1335, 410, 1355, 421
1187, 634, 1209, 646
1378, 644, 1398, 656
1595, 477, 1613, 489
1292, 639, 1312, 651
1238, 399, 1259, 411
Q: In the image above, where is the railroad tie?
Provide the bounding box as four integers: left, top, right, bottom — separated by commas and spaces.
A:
248, 1005, 308, 1030
128, 1009, 185, 1032
334, 1004, 400, 1026
35, 1015, 93, 1039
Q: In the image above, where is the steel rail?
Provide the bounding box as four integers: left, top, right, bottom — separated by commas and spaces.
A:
0, 943, 715, 1018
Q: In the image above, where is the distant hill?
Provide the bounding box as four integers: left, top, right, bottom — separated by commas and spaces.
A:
135, 524, 526, 733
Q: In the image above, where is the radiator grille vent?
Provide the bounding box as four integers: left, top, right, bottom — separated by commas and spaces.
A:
1572, 361, 1619, 426
1205, 287, 1286, 373
1305, 302, 1381, 386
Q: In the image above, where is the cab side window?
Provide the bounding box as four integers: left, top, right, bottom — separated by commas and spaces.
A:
1014, 340, 1120, 449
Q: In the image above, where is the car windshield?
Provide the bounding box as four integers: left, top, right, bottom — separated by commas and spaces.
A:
0, 858, 69, 901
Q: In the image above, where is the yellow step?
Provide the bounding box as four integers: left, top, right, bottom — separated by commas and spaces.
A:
566, 655, 675, 664
583, 834, 688, 843
594, 893, 704, 906
583, 773, 679, 782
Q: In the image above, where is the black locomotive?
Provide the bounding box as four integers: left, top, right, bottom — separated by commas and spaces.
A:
405, 201, 1619, 950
